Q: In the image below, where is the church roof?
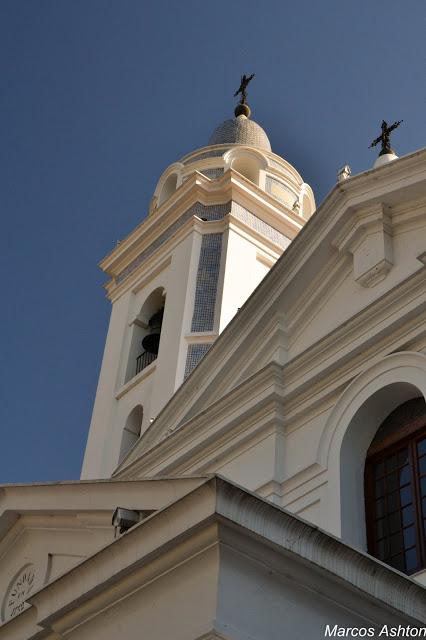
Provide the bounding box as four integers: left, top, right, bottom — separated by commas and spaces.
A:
208, 114, 271, 151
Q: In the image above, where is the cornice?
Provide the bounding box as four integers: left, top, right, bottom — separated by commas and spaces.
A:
114, 361, 283, 477
227, 216, 282, 259
227, 172, 304, 234
0, 520, 25, 564
334, 148, 426, 205
282, 306, 426, 433
284, 268, 426, 393
214, 478, 426, 621
100, 173, 220, 274
32, 522, 219, 635
265, 464, 328, 505
101, 170, 304, 280
384, 197, 426, 233
286, 252, 350, 335
105, 215, 218, 301
141, 398, 282, 478
22, 477, 426, 636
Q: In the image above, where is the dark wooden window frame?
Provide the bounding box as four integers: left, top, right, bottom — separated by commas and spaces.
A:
365, 404, 426, 575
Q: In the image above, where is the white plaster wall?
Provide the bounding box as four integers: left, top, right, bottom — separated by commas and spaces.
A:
218, 227, 272, 333
65, 547, 219, 640
82, 230, 202, 479
283, 414, 327, 480
213, 432, 280, 491
216, 544, 402, 640
81, 291, 133, 479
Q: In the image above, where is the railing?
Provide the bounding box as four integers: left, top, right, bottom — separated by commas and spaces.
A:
136, 351, 157, 375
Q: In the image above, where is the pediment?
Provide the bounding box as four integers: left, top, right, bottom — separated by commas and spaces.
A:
0, 477, 205, 627
0, 516, 98, 624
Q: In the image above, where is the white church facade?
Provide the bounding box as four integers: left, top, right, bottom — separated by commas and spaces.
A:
1, 96, 425, 638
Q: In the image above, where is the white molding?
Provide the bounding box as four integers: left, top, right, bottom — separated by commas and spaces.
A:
185, 332, 218, 344
115, 362, 156, 400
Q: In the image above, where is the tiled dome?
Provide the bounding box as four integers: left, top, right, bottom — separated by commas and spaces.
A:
208, 115, 271, 152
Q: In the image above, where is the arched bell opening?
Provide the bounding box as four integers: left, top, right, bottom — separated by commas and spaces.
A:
125, 287, 166, 383
118, 405, 143, 463
136, 306, 164, 374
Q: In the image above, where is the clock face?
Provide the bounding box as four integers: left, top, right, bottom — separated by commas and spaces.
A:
2, 565, 35, 622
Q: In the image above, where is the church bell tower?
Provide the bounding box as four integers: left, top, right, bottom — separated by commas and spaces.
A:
81, 89, 315, 479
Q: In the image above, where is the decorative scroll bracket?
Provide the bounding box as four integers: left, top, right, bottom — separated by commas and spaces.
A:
333, 203, 393, 288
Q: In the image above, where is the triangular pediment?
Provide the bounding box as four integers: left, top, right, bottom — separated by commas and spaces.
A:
0, 477, 205, 625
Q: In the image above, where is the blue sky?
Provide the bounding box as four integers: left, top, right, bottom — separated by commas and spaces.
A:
1, 1, 424, 482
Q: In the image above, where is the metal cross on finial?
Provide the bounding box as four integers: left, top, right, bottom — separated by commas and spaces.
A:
234, 74, 255, 105
369, 119, 403, 156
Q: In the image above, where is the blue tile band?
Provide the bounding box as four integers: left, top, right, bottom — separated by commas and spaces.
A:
191, 233, 223, 332
184, 343, 212, 378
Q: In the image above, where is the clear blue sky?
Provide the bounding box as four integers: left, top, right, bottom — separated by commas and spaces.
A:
1, 1, 424, 483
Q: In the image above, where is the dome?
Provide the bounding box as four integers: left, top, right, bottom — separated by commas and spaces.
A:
208, 114, 271, 152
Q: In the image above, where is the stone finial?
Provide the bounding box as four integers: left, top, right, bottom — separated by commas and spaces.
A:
338, 165, 352, 182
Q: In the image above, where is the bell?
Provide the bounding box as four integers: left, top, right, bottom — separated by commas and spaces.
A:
141, 308, 164, 355
142, 332, 160, 355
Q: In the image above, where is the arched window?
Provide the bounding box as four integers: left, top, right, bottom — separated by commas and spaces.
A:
365, 397, 426, 574
231, 155, 260, 184
125, 288, 165, 382
224, 149, 266, 187
119, 405, 143, 463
